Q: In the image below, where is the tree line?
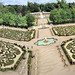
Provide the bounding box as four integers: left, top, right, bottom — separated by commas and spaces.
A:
0, 0, 75, 27
50, 0, 75, 24
28, 1, 75, 12
0, 3, 35, 28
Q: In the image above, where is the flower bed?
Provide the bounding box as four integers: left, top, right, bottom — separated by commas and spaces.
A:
0, 41, 26, 71
61, 38, 75, 65
0, 28, 36, 41
52, 25, 75, 36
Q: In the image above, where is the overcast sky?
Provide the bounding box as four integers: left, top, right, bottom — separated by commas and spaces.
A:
0, 0, 75, 5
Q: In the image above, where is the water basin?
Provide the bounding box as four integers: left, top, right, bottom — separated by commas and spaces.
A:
34, 38, 57, 46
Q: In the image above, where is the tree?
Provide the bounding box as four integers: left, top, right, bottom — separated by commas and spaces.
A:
2, 13, 10, 25
66, 9, 72, 19
20, 16, 27, 26
10, 5, 22, 15
26, 13, 35, 27
21, 6, 27, 16
57, 0, 69, 9
56, 10, 62, 22
71, 8, 75, 20
34, 2, 40, 12
0, 2, 3, 11
71, 2, 75, 8
28, 2, 40, 12
50, 8, 69, 23
14, 15, 21, 26
16, 5, 22, 14
28, 2, 34, 12
53, 3, 58, 8
50, 9, 58, 22
2, 6, 9, 13
45, 3, 54, 12
2, 12, 15, 25
0, 19, 3, 24
59, 9, 67, 21
7, 6, 16, 14
39, 4, 45, 12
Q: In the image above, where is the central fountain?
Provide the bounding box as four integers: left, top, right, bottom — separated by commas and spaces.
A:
44, 37, 49, 43
34, 38, 57, 46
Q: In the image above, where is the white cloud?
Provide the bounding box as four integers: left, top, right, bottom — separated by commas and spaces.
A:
28, 0, 75, 3
66, 0, 75, 3
0, 0, 75, 5
27, 0, 57, 4
0, 0, 27, 5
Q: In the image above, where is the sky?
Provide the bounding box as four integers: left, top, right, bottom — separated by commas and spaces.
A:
0, 0, 75, 5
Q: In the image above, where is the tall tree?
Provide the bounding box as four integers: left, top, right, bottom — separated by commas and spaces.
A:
28, 2, 40, 12
57, 0, 69, 9
71, 8, 75, 20
45, 3, 54, 12
28, 2, 34, 12
0, 2, 3, 11
39, 4, 45, 12
26, 13, 35, 27
50, 9, 58, 22
21, 6, 27, 16
66, 9, 72, 19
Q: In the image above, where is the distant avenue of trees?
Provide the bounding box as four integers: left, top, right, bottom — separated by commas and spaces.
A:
28, 1, 75, 24
0, 0, 75, 27
28, 2, 55, 12
28, 1, 75, 12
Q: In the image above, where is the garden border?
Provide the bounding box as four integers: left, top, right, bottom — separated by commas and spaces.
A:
0, 43, 26, 72
61, 38, 75, 65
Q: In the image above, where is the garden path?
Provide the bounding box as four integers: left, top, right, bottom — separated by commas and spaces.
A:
0, 23, 75, 75
32, 24, 75, 75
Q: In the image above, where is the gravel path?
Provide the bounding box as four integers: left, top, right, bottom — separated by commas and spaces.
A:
0, 23, 75, 75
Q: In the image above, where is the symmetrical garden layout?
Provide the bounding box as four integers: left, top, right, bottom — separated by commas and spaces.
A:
0, 28, 35, 41
0, 24, 75, 75
0, 41, 25, 71
52, 25, 75, 36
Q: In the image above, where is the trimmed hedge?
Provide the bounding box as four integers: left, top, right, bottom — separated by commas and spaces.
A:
28, 50, 32, 75
61, 38, 75, 65
52, 28, 57, 35
0, 43, 26, 72
32, 30, 36, 39
72, 55, 75, 59
61, 45, 73, 64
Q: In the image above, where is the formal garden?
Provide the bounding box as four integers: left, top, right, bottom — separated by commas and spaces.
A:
0, 0, 75, 75
0, 41, 26, 71
0, 28, 36, 41
61, 38, 75, 65
52, 25, 75, 36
